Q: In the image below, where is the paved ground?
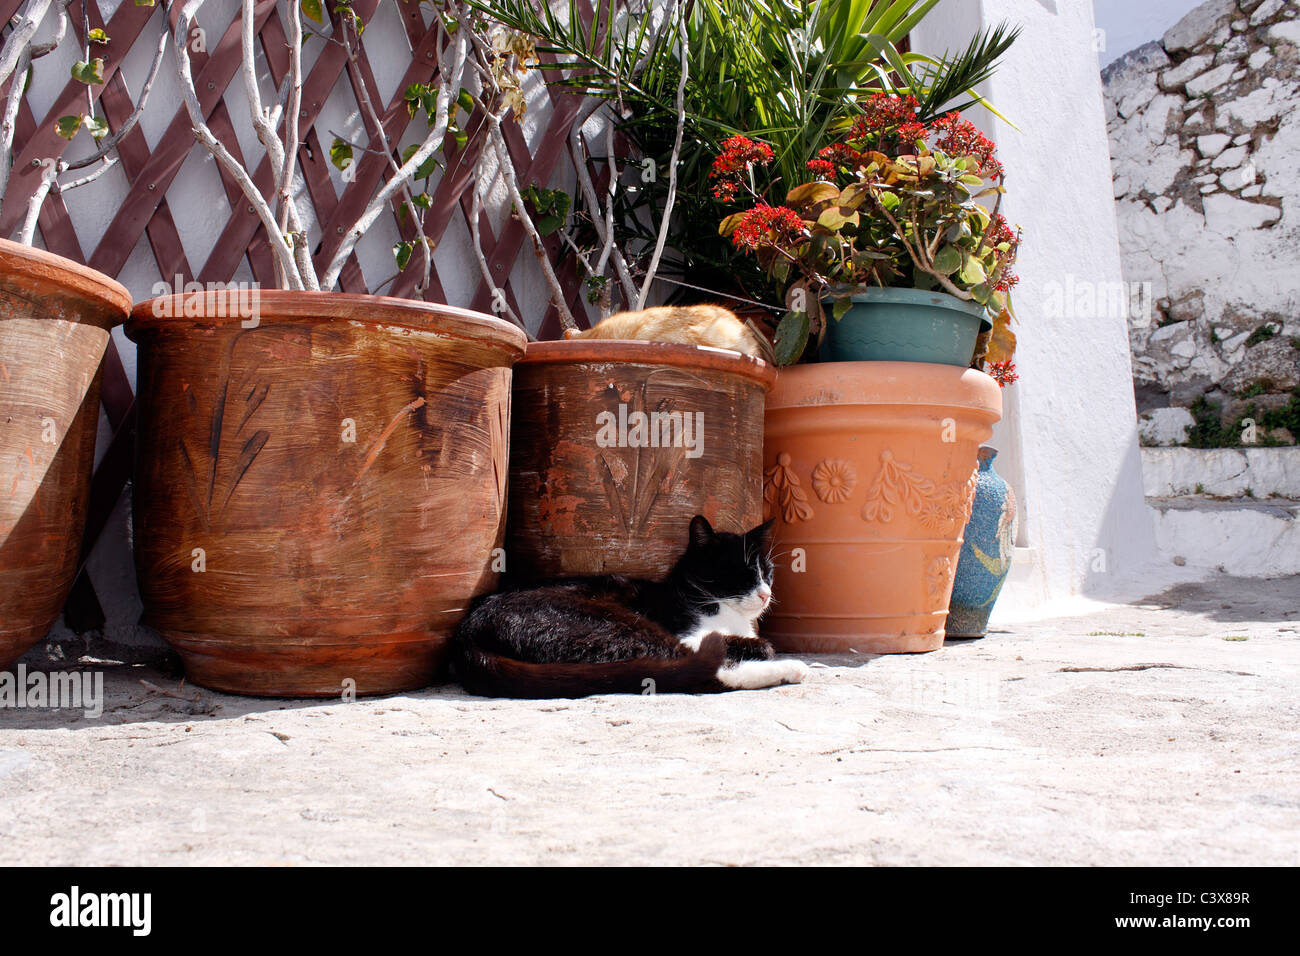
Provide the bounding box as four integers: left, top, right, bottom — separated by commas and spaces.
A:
1, 573, 1297, 866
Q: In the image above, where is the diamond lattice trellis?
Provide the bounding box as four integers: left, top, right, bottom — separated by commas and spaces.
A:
0, 0, 600, 629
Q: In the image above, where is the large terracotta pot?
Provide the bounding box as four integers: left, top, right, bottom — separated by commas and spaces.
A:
507, 341, 775, 580
126, 292, 526, 697
761, 361, 1001, 653
1, 240, 130, 669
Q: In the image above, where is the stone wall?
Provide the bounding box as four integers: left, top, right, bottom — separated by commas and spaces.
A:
1103, 0, 1300, 446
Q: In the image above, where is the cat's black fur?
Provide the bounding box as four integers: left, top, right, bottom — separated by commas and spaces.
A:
451, 516, 778, 698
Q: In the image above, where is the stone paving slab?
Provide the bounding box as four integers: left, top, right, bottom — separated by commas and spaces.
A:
1, 575, 1296, 866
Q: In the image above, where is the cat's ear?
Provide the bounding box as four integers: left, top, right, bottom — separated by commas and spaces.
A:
688, 515, 717, 549
749, 518, 775, 545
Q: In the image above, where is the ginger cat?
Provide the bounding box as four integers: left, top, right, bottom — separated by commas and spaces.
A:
564, 305, 774, 362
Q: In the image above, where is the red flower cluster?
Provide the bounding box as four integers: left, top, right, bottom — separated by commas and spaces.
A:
987, 360, 1018, 387
851, 93, 921, 139
986, 214, 1021, 291
930, 112, 1003, 179
806, 159, 837, 180
896, 121, 928, 143
731, 204, 806, 250
816, 142, 866, 172
710, 135, 775, 202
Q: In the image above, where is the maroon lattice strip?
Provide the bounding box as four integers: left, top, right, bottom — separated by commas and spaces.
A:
0, 0, 156, 238
87, 0, 278, 277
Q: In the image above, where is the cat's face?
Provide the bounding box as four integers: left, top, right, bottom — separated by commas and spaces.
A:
675, 515, 775, 621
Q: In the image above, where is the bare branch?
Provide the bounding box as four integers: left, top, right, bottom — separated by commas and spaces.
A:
320, 3, 468, 292
16, 159, 56, 244
568, 124, 635, 314
0, 0, 54, 91
634, 3, 687, 310
0, 45, 33, 215
468, 177, 527, 335
485, 114, 577, 330
63, 24, 169, 171
29, 0, 71, 59
55, 153, 117, 192
342, 15, 432, 294
174, 0, 301, 286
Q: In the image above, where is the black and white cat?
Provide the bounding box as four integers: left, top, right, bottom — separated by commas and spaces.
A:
451, 516, 808, 698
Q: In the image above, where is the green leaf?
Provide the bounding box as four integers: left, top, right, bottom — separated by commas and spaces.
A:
718, 211, 746, 237
774, 310, 810, 366
55, 115, 82, 139
932, 245, 962, 276
393, 241, 413, 271
816, 206, 859, 230
457, 89, 476, 115
301, 0, 323, 24
329, 137, 353, 171
786, 182, 840, 206
400, 144, 440, 179
412, 192, 431, 210
83, 116, 110, 140
70, 59, 104, 85
334, 5, 363, 35
958, 256, 987, 286
133, 0, 156, 6
832, 298, 853, 321
88, 28, 110, 44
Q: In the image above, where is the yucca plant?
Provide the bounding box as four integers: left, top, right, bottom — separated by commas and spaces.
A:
473, 0, 1017, 314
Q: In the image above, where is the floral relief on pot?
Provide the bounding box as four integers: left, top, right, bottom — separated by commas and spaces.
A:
925, 555, 954, 600
860, 449, 977, 532
811, 458, 857, 503
763, 452, 814, 523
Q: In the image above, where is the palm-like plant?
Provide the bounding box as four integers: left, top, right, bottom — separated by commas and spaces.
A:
476, 0, 1018, 312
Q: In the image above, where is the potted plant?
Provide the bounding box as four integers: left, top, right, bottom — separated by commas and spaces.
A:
465, 0, 993, 582
716, 92, 1025, 654
122, 0, 528, 697
0, 1, 164, 667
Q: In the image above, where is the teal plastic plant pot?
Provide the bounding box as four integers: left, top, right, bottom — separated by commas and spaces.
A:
820, 287, 991, 366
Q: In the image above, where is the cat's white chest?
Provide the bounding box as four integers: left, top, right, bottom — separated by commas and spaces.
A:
679, 603, 755, 649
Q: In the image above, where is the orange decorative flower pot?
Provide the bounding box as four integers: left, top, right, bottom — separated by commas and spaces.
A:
761, 361, 1001, 653
1, 240, 130, 669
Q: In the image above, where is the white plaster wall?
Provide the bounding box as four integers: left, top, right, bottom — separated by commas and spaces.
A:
914, 0, 1159, 612
1148, 499, 1300, 573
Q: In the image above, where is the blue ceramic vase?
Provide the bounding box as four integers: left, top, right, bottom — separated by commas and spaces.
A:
945, 446, 1017, 637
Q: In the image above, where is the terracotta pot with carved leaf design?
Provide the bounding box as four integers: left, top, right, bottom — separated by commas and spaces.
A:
506, 341, 775, 580
761, 361, 1001, 653
1, 240, 130, 669
126, 292, 526, 697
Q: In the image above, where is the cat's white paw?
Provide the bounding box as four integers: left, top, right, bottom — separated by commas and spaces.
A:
780, 659, 810, 684
717, 658, 810, 690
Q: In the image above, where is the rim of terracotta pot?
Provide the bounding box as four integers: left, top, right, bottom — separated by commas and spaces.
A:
768, 360, 1002, 418
0, 237, 131, 324
519, 339, 777, 390
126, 290, 528, 357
